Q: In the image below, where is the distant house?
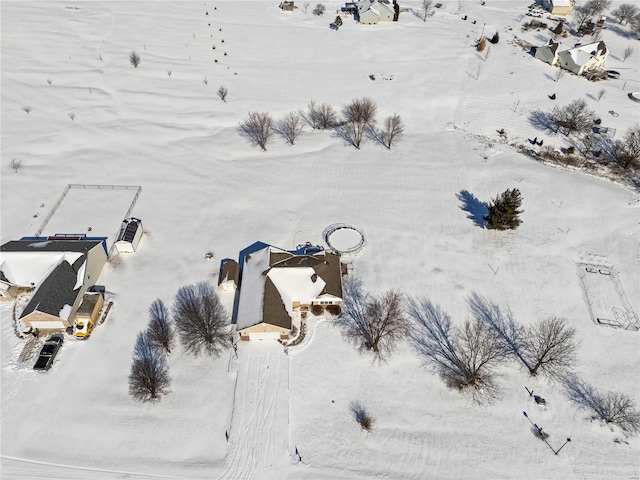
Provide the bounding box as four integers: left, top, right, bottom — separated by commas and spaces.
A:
279, 1, 295, 11
218, 258, 239, 291
357, 0, 394, 24
557, 41, 608, 75
0, 236, 108, 332
235, 242, 342, 341
542, 0, 574, 16
535, 40, 608, 75
535, 39, 562, 66
114, 217, 143, 253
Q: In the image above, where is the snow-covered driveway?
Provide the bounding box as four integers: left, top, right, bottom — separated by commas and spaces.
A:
218, 341, 290, 480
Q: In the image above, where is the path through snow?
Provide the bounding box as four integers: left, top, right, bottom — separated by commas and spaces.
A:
218, 341, 290, 480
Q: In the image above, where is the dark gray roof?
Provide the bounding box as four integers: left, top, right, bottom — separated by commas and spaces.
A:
20, 260, 83, 320
219, 260, 240, 286
262, 277, 292, 330
1, 238, 105, 254
268, 250, 342, 298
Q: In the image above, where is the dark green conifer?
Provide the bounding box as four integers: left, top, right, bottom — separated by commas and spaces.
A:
484, 188, 523, 230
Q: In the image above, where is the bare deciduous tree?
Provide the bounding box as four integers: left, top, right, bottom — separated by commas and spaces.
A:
554, 68, 565, 82
467, 293, 529, 367
317, 103, 337, 129
522, 317, 579, 378
611, 124, 640, 169
550, 99, 596, 136
407, 297, 505, 398
383, 114, 404, 149
340, 97, 377, 149
622, 46, 634, 62
238, 112, 274, 151
420, 0, 433, 21
129, 51, 141, 68
276, 111, 304, 145
147, 299, 175, 354
596, 88, 606, 102
304, 100, 336, 130
217, 85, 228, 102
313, 3, 325, 15
128, 331, 171, 402
564, 375, 640, 435
173, 282, 230, 358
339, 277, 408, 360
611, 3, 638, 25
575, 0, 612, 30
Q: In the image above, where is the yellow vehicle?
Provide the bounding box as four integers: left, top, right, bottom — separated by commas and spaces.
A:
73, 291, 104, 339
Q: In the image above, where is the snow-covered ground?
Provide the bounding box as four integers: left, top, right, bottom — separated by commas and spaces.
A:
1, 1, 639, 479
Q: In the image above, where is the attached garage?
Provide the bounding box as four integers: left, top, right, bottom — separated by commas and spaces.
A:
239, 322, 289, 341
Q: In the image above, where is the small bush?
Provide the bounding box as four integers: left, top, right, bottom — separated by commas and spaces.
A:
10, 159, 23, 173
489, 32, 499, 44
350, 401, 374, 431
476, 37, 487, 52
313, 3, 325, 15
129, 51, 141, 68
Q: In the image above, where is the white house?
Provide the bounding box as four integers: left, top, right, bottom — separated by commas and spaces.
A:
535, 39, 562, 66
557, 41, 608, 75
357, 0, 394, 24
0, 236, 108, 332
536, 40, 608, 76
234, 242, 342, 341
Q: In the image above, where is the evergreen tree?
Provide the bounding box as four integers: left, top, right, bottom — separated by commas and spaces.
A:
484, 188, 523, 230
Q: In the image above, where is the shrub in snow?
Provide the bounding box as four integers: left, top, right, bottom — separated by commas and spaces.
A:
313, 3, 325, 16
147, 299, 175, 354
129, 51, 141, 68
128, 331, 171, 402
173, 282, 230, 358
350, 401, 374, 431
476, 37, 487, 52
483, 188, 523, 230
339, 277, 408, 361
238, 112, 274, 151
564, 375, 640, 436
217, 85, 228, 102
275, 111, 304, 145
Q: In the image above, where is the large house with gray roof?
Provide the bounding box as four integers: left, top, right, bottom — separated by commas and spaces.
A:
0, 236, 108, 332
234, 242, 343, 341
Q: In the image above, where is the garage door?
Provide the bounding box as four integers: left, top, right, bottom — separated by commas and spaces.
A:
249, 331, 281, 341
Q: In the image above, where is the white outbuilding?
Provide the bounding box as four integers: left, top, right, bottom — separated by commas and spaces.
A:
114, 217, 143, 253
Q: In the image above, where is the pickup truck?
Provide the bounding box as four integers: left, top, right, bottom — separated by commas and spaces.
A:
33, 334, 64, 371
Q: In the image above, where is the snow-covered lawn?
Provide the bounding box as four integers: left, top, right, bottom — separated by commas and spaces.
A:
1, 1, 639, 479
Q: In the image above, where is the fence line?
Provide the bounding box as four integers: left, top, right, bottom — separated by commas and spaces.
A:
34, 184, 142, 240
34, 185, 71, 237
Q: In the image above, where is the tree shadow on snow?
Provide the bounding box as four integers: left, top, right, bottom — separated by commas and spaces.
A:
528, 109, 555, 134
456, 190, 488, 227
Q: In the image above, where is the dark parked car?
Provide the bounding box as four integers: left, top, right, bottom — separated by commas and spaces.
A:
33, 333, 64, 371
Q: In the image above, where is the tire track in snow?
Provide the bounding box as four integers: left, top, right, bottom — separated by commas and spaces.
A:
217, 344, 286, 480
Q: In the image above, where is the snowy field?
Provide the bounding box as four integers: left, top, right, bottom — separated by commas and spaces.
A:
1, 1, 639, 479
